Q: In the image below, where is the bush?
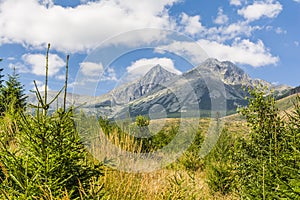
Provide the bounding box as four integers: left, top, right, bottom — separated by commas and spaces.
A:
0, 104, 104, 199
177, 127, 204, 171
236, 86, 300, 199
0, 45, 104, 199
277, 96, 300, 198
205, 129, 236, 195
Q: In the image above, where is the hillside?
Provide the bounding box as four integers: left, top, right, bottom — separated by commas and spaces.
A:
277, 93, 300, 117
28, 58, 292, 119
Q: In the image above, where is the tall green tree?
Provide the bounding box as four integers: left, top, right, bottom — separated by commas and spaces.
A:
1, 68, 27, 112
236, 86, 299, 199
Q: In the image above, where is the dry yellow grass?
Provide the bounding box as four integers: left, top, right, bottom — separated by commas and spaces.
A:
85, 122, 239, 200
98, 167, 239, 200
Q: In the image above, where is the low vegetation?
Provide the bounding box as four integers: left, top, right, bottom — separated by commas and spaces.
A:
0, 47, 299, 199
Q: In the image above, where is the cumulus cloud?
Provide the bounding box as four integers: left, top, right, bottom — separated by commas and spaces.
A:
22, 53, 65, 76
0, 0, 284, 72
32, 80, 51, 92
38, 0, 54, 8
0, 0, 179, 52
80, 62, 104, 77
180, 13, 204, 35
9, 62, 29, 73
189, 21, 259, 43
127, 57, 181, 77
229, 0, 242, 6
104, 67, 117, 81
55, 74, 66, 80
238, 1, 283, 21
214, 8, 229, 25
79, 62, 117, 82
198, 39, 279, 67
155, 39, 278, 67
155, 42, 208, 65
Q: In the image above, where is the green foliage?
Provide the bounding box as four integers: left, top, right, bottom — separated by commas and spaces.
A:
177, 127, 204, 171
164, 172, 198, 199
0, 108, 104, 199
2, 47, 299, 199
236, 86, 300, 199
277, 95, 300, 198
205, 129, 236, 195
1, 68, 27, 113
140, 124, 179, 152
98, 116, 117, 135
135, 115, 150, 127
0, 46, 104, 199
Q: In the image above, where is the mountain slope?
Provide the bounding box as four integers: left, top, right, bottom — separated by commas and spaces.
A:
122, 59, 253, 118
28, 58, 293, 118
110, 64, 178, 104
276, 85, 300, 99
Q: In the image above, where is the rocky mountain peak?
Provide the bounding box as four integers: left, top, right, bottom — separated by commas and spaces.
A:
142, 64, 177, 83
108, 64, 178, 105
28, 58, 292, 118
199, 58, 254, 85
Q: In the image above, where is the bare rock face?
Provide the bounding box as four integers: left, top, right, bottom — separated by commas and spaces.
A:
28, 58, 291, 118
110, 64, 178, 104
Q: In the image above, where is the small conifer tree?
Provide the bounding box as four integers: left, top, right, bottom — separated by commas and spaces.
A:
1, 68, 27, 112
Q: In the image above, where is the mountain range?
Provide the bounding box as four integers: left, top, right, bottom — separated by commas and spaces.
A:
28, 58, 293, 119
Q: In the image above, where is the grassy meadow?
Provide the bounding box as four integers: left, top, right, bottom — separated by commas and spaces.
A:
0, 49, 299, 199
1, 90, 299, 199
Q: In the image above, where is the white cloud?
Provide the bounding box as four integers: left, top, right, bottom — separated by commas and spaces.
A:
229, 0, 242, 6
238, 1, 283, 21
155, 42, 208, 65
7, 57, 15, 61
199, 21, 259, 43
293, 0, 300, 3
155, 39, 278, 67
55, 74, 66, 80
220, 21, 255, 37
180, 13, 204, 35
0, 0, 179, 52
275, 27, 287, 34
79, 62, 117, 82
127, 57, 180, 78
198, 38, 279, 67
294, 41, 299, 47
265, 25, 287, 34
22, 53, 65, 76
38, 0, 54, 8
105, 67, 117, 81
0, 0, 283, 71
265, 25, 273, 31
214, 8, 229, 25
9, 62, 29, 73
32, 80, 51, 92
80, 62, 104, 77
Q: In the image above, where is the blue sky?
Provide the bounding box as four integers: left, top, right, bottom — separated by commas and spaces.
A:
0, 0, 299, 96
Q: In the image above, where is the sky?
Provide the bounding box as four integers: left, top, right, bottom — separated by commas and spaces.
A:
0, 0, 299, 96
